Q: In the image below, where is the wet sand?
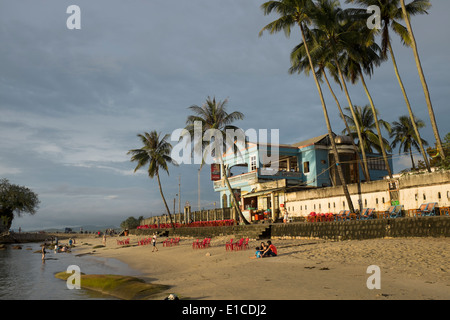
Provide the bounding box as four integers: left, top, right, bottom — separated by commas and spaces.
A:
72, 234, 450, 300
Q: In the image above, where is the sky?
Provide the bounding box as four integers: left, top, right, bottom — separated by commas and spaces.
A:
1, 0, 449, 231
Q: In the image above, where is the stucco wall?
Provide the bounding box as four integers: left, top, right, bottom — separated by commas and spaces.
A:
285, 171, 450, 216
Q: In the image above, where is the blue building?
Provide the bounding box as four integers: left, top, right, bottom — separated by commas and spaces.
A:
213, 133, 392, 221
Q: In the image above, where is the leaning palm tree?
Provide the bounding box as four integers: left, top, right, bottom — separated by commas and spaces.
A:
341, 32, 394, 178
185, 96, 250, 224
390, 115, 428, 170
289, 31, 370, 181
399, 0, 445, 161
128, 131, 177, 229
346, 0, 432, 171
342, 105, 392, 155
303, 0, 373, 182
259, 0, 356, 213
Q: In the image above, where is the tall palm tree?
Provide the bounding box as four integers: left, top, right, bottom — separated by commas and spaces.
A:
304, 0, 373, 182
346, 0, 432, 171
289, 31, 369, 181
390, 115, 428, 170
259, 0, 356, 213
399, 0, 445, 161
128, 131, 177, 229
342, 105, 392, 155
185, 96, 250, 224
341, 33, 394, 178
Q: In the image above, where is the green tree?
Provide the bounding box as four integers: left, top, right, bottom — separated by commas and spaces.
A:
120, 216, 143, 230
127, 131, 177, 229
301, 0, 372, 182
342, 105, 392, 155
289, 24, 369, 181
0, 178, 40, 231
346, 0, 432, 171
259, 0, 355, 213
341, 29, 394, 178
185, 96, 249, 224
425, 132, 450, 170
390, 115, 428, 170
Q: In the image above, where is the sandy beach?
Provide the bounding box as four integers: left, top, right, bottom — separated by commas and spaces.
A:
71, 234, 449, 300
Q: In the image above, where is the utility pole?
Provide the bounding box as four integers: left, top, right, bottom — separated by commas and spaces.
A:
178, 175, 181, 215
198, 168, 201, 211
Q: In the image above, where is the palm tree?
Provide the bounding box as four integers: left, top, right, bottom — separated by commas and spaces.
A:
289, 30, 369, 181
399, 0, 445, 161
259, 0, 356, 213
342, 105, 392, 155
303, 0, 372, 182
390, 115, 428, 170
127, 131, 177, 229
345, 0, 432, 172
341, 31, 394, 178
185, 96, 250, 224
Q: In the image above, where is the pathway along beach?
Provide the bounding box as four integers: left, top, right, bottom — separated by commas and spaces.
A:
70, 233, 449, 300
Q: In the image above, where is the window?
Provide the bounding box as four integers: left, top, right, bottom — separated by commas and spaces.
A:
367, 157, 387, 171
250, 155, 257, 171
303, 161, 310, 174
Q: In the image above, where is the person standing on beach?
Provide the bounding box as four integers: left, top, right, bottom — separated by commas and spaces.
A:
102, 234, 106, 246
152, 233, 158, 252
41, 244, 46, 261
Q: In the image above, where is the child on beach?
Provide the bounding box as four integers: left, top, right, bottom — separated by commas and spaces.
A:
250, 247, 262, 259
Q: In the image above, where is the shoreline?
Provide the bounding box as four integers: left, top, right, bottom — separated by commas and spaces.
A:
71, 234, 450, 300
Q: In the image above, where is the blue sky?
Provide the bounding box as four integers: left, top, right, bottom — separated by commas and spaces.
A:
1, 0, 449, 231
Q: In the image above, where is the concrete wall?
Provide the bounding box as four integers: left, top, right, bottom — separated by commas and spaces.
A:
272, 217, 450, 241
284, 171, 450, 217
132, 216, 450, 241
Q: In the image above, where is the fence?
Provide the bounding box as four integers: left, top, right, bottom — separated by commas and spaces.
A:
140, 207, 234, 228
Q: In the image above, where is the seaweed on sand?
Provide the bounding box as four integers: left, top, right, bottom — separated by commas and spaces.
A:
54, 272, 170, 300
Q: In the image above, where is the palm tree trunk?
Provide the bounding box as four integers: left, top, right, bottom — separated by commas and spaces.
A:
300, 23, 355, 213
322, 69, 367, 182
388, 40, 431, 172
156, 171, 175, 229
400, 0, 445, 160
334, 57, 371, 182
359, 71, 393, 178
410, 148, 416, 170
219, 159, 250, 225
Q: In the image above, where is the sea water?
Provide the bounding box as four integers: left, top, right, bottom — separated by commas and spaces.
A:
0, 242, 141, 300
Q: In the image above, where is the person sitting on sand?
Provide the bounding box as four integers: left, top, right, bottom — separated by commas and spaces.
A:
262, 240, 277, 257
250, 247, 262, 259
260, 242, 268, 252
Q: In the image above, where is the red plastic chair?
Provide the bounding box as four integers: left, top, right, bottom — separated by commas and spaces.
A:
242, 238, 249, 250
233, 238, 244, 251
192, 239, 199, 249
225, 238, 234, 251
